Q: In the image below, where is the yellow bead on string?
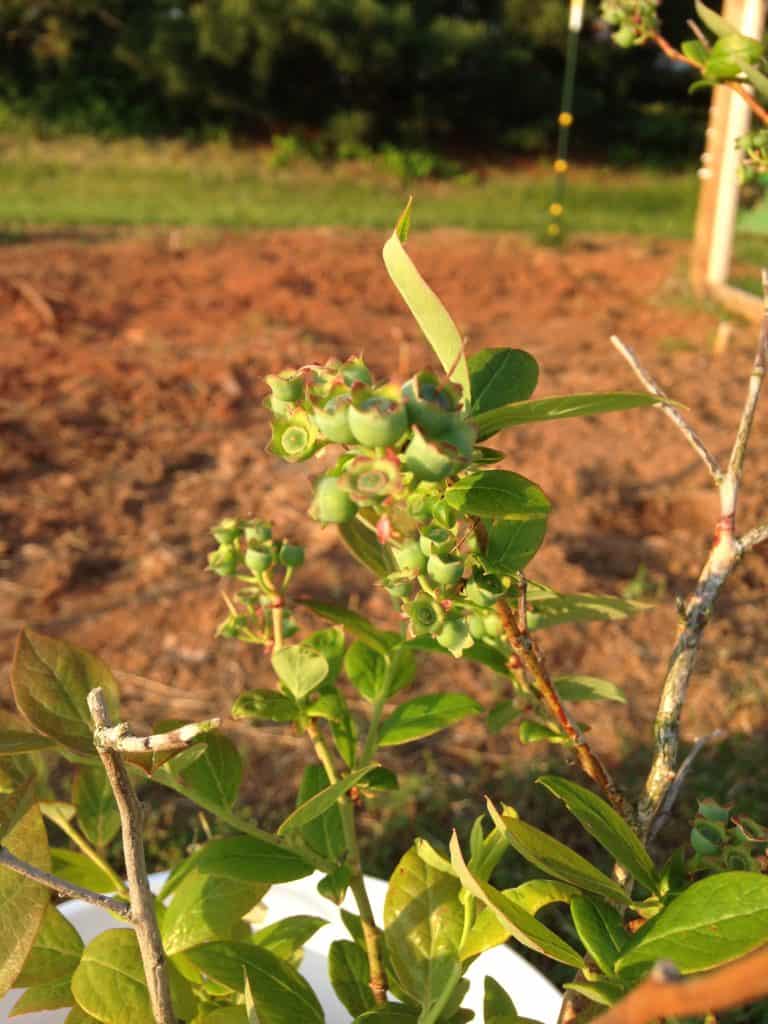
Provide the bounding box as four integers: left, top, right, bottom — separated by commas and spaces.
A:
553, 158, 568, 174
558, 112, 574, 127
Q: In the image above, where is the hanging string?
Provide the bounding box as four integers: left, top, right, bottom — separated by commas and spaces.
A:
548, 0, 585, 240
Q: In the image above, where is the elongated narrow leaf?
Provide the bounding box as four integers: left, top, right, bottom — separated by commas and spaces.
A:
73, 766, 121, 849
695, 0, 739, 37
244, 948, 324, 1024
537, 776, 658, 894
278, 764, 377, 834
378, 693, 481, 746
161, 869, 267, 956
11, 630, 120, 756
526, 590, 651, 631
487, 801, 629, 904
462, 878, 579, 960
354, 1008, 419, 1022
329, 939, 375, 1017
564, 978, 627, 1007
617, 872, 768, 974
296, 763, 345, 861
469, 348, 539, 415
193, 834, 312, 884
383, 201, 470, 397
571, 896, 628, 976
339, 516, 396, 578
15, 904, 84, 986
383, 845, 464, 1006
0, 731, 57, 755
300, 600, 397, 656
0, 804, 50, 999
553, 676, 626, 704
450, 833, 583, 968
473, 393, 668, 441
446, 470, 550, 521
739, 58, 768, 99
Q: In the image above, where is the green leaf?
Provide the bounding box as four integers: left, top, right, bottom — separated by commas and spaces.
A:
354, 1008, 419, 1023
339, 516, 396, 578
73, 766, 121, 848
71, 929, 193, 1024
383, 200, 470, 397
11, 630, 120, 756
484, 976, 518, 1022
449, 833, 583, 968
519, 721, 567, 745
553, 676, 626, 704
738, 57, 768, 99
526, 588, 651, 631
487, 801, 629, 904
0, 805, 50, 999
405, 635, 509, 676
10, 976, 74, 1016
564, 978, 627, 1007
160, 732, 242, 811
252, 916, 328, 960
49, 848, 117, 894
616, 872, 768, 974
570, 896, 627, 976
200, 1009, 248, 1024
483, 517, 548, 573
161, 869, 267, 956
446, 470, 550, 521
232, 689, 299, 723
537, 776, 658, 894
0, 731, 57, 755
0, 754, 36, 843
318, 863, 352, 905
345, 642, 389, 702
305, 626, 346, 684
383, 845, 464, 1006
681, 38, 708, 63
469, 348, 539, 416
301, 601, 397, 656
193, 834, 313, 884
705, 33, 764, 79
15, 904, 83, 986
378, 694, 481, 746
64, 1007, 99, 1024
243, 948, 325, 1024
277, 764, 378, 834
271, 645, 330, 701
473, 392, 668, 442
329, 939, 375, 1017
295, 763, 345, 861
695, 0, 740, 38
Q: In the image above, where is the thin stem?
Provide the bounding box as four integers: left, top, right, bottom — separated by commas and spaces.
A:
361, 698, 386, 767
648, 729, 726, 844
495, 598, 633, 822
610, 335, 722, 485
0, 847, 132, 919
305, 720, 387, 1004
738, 521, 768, 554
96, 718, 220, 755
88, 688, 177, 1024
271, 604, 284, 653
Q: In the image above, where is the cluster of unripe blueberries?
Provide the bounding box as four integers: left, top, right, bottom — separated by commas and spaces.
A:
601, 0, 660, 46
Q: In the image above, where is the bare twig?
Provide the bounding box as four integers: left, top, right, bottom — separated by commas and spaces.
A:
0, 847, 131, 919
94, 717, 220, 754
88, 688, 177, 1024
593, 946, 768, 1024
610, 335, 722, 484
495, 599, 634, 823
738, 521, 768, 554
648, 729, 726, 844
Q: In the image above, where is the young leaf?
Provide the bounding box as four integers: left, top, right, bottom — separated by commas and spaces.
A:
161, 869, 268, 956
192, 834, 313, 884
564, 978, 627, 1007
570, 896, 627, 976
345, 642, 389, 702
10, 976, 74, 1016
449, 832, 584, 968
271, 645, 329, 701
483, 517, 549, 573
487, 800, 630, 904
382, 199, 471, 397
73, 765, 121, 849
383, 845, 464, 1006
11, 630, 120, 756
519, 721, 567, 745
301, 600, 398, 656
305, 626, 346, 684
277, 764, 378, 834
445, 470, 550, 521
484, 975, 518, 1021
252, 915, 327, 961
329, 939, 376, 1017
473, 392, 668, 442
537, 776, 658, 894
160, 732, 242, 811
378, 693, 481, 746
616, 872, 768, 974
461, 879, 578, 960
243, 948, 324, 1024
295, 763, 345, 861
469, 348, 539, 416
15, 904, 84, 986
553, 676, 626, 704
232, 689, 299, 723
0, 804, 50, 999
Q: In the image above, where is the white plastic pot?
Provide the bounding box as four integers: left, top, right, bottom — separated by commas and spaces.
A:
2, 872, 563, 1024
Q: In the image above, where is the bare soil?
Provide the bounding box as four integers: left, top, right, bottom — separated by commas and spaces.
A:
1, 228, 767, 841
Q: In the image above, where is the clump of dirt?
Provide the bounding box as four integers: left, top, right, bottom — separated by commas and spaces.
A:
1, 227, 767, 837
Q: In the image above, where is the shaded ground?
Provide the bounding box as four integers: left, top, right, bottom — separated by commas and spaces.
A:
1, 227, 767, 856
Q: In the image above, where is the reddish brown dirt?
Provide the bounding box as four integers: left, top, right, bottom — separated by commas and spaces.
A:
1, 228, 767, 833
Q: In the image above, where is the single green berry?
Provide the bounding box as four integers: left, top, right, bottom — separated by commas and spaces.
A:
484, 612, 504, 638
468, 613, 487, 639
384, 578, 412, 600
279, 543, 305, 568
341, 454, 401, 506
244, 545, 274, 574
211, 517, 243, 544
270, 413, 320, 463
244, 521, 272, 544
427, 552, 464, 587
722, 847, 757, 871
436, 615, 473, 658
348, 390, 408, 448
697, 798, 732, 824
314, 394, 355, 444
404, 428, 463, 482
208, 544, 240, 576
612, 24, 638, 47
406, 594, 445, 636
392, 539, 427, 573
691, 821, 727, 856
266, 371, 304, 402
464, 573, 507, 608
419, 525, 455, 557
437, 419, 476, 460
402, 371, 462, 436
310, 475, 358, 524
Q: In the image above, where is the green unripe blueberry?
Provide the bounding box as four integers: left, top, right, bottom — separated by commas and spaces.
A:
244, 521, 272, 544
342, 455, 400, 506
310, 475, 358, 524
697, 799, 731, 824
691, 821, 726, 856
270, 414, 320, 463
436, 616, 473, 658
393, 539, 427, 573
208, 544, 240, 576
419, 526, 455, 557
612, 24, 637, 47
468, 613, 487, 639
438, 419, 476, 460
279, 543, 305, 568
464, 573, 506, 608
211, 517, 243, 544
348, 392, 408, 448
722, 848, 756, 871
244, 545, 274, 573
484, 612, 504, 638
314, 395, 355, 444
266, 371, 304, 402
406, 594, 445, 636
402, 371, 462, 436
427, 553, 464, 587
404, 428, 463, 482
385, 578, 412, 600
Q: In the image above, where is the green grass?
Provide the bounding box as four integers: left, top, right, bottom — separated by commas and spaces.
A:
0, 135, 701, 237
